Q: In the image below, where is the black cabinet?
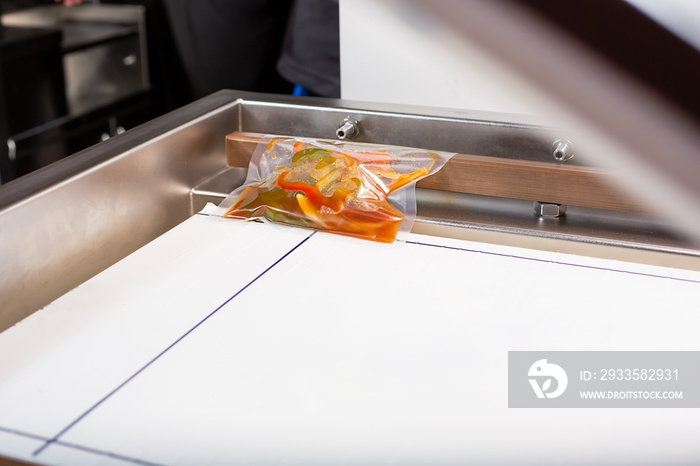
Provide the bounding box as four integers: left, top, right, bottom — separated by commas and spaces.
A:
1, 25, 66, 134
0, 25, 69, 181
0, 4, 159, 184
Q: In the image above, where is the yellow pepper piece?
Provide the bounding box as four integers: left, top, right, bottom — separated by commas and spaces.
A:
315, 156, 336, 170
265, 137, 283, 152
387, 168, 429, 192
296, 193, 318, 219
316, 169, 341, 193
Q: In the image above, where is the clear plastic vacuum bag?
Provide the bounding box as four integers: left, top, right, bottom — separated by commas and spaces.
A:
216, 135, 453, 243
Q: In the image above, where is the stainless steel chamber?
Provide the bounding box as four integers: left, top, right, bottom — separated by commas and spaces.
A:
1, 90, 698, 332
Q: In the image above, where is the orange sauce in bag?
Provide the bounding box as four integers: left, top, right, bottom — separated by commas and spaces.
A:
225, 145, 433, 243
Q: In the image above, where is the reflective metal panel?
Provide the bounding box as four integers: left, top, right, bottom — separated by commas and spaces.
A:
0, 93, 238, 330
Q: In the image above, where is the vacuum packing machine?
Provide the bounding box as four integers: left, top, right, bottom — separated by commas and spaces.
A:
2, 89, 698, 327
0, 90, 699, 465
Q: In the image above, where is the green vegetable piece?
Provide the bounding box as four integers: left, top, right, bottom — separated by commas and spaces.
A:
266, 207, 310, 227
292, 148, 330, 164
265, 208, 284, 224
257, 188, 287, 201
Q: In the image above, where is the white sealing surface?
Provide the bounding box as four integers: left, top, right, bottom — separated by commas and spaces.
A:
1, 209, 700, 465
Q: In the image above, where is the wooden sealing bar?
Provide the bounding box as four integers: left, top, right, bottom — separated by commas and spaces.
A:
226, 132, 646, 213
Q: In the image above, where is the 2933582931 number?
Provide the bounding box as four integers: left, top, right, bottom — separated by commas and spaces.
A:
599, 368, 678, 381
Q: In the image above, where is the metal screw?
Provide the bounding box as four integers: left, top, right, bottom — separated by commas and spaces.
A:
534, 201, 567, 218
336, 118, 359, 140
552, 138, 574, 162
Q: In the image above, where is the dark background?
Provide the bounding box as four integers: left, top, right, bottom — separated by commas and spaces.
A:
0, 0, 196, 183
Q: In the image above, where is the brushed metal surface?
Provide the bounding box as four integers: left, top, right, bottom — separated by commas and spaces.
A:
0, 92, 239, 331
238, 99, 573, 165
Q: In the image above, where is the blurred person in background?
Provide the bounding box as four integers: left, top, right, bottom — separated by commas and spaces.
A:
276, 0, 340, 98
160, 0, 294, 98
162, 0, 340, 98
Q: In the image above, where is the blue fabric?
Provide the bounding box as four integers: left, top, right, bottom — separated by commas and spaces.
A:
292, 84, 309, 96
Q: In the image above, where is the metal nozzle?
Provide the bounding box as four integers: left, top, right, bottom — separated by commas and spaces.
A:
552, 138, 574, 162
336, 119, 359, 140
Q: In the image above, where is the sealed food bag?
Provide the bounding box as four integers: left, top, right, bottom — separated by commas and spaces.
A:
216, 135, 453, 243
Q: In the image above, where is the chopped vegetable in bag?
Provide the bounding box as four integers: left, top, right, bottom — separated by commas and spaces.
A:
217, 136, 453, 243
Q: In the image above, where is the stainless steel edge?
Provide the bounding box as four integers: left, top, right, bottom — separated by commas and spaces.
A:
237, 98, 572, 164
0, 92, 241, 330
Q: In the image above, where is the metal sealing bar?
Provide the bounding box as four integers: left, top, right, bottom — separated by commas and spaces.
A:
226, 131, 646, 212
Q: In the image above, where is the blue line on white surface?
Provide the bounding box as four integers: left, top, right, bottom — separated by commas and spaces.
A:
53, 440, 168, 466
10, 231, 698, 462
405, 239, 700, 284
31, 231, 317, 458
0, 425, 166, 466
0, 425, 49, 442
